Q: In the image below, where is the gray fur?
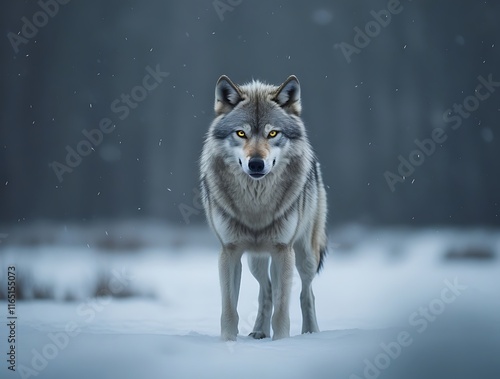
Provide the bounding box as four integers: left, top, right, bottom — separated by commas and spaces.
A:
200, 75, 328, 341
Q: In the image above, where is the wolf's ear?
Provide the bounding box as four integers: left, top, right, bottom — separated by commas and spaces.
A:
273, 75, 301, 116
215, 75, 243, 115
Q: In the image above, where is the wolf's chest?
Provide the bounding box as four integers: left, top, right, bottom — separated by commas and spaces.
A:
209, 199, 300, 249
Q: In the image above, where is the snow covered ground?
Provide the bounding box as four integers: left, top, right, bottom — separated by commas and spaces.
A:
0, 225, 499, 378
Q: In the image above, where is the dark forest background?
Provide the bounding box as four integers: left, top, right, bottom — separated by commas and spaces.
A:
1, 0, 499, 228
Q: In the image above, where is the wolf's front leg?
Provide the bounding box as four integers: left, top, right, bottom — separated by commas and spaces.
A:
270, 248, 295, 340
219, 247, 242, 341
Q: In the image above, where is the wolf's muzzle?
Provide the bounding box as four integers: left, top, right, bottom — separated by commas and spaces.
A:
248, 157, 265, 179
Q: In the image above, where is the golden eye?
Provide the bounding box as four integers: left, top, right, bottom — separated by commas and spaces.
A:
236, 130, 247, 138
268, 130, 279, 138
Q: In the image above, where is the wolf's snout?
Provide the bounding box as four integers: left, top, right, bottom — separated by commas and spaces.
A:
248, 157, 265, 173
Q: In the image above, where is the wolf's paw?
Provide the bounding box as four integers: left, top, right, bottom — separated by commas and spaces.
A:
249, 331, 267, 339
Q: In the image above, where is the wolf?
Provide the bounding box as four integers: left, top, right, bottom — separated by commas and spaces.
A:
200, 75, 327, 341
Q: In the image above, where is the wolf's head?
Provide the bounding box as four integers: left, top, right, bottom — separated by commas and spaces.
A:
209, 75, 309, 180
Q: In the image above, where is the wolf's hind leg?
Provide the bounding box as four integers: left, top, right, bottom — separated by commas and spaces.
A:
248, 255, 272, 339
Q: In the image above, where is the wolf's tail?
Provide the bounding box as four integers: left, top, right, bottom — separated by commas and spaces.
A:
317, 245, 327, 273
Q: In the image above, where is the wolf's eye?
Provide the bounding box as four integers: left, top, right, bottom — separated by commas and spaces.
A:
267, 130, 279, 138
236, 130, 247, 138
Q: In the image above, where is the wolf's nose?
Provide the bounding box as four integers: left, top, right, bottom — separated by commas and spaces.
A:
248, 158, 265, 173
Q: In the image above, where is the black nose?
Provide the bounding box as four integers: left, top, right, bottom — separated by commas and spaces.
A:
248, 157, 265, 173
